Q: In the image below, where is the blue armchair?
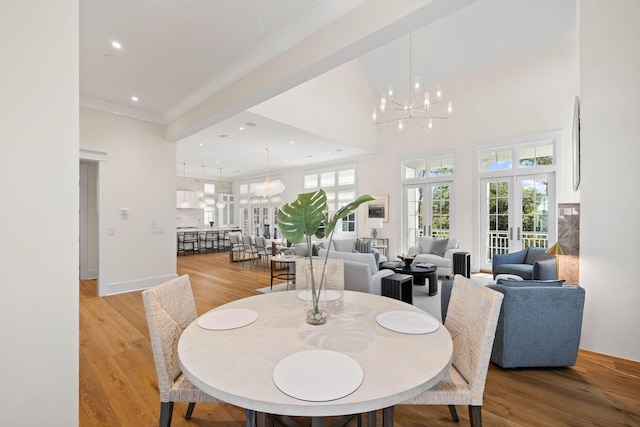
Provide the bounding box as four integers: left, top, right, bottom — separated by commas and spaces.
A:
487, 279, 585, 368
492, 247, 556, 280
441, 278, 586, 368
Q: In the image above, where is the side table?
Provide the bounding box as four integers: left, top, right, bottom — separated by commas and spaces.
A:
381, 273, 413, 305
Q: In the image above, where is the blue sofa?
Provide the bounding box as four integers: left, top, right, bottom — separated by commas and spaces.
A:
492, 247, 556, 280
441, 278, 585, 368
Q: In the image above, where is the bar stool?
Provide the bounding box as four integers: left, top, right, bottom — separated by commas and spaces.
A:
182, 232, 199, 255
204, 230, 219, 253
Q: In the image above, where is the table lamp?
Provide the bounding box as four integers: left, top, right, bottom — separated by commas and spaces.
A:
367, 218, 383, 240
546, 242, 567, 279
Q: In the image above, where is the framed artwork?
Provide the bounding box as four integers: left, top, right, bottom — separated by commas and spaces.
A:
572, 96, 581, 191
365, 195, 389, 223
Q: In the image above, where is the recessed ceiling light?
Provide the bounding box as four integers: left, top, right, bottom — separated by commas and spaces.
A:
218, 133, 227, 138
327, 151, 331, 154
131, 96, 139, 102
199, 143, 203, 147
335, 148, 343, 152
290, 141, 295, 144
111, 41, 122, 49
307, 155, 313, 158
246, 122, 257, 127
239, 126, 244, 131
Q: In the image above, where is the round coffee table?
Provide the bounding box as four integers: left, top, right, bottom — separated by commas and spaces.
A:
389, 264, 438, 296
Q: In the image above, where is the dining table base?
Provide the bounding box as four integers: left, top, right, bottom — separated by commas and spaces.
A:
248, 409, 393, 427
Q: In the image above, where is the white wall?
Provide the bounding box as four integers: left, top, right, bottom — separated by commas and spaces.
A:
80, 107, 178, 295
578, 0, 640, 361
0, 0, 79, 425
249, 60, 377, 152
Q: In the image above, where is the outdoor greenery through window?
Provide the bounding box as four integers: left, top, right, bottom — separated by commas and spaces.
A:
402, 154, 455, 248
518, 144, 554, 167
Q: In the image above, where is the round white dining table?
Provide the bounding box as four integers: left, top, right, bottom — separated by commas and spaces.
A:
178, 290, 453, 426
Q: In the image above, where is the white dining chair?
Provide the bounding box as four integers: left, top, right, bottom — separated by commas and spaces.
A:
142, 275, 221, 427
254, 236, 271, 269
242, 235, 258, 268
401, 274, 504, 427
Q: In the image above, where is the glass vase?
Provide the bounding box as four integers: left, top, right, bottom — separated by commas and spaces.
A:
305, 265, 327, 325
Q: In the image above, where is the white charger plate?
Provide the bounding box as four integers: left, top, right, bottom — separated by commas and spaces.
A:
376, 310, 440, 334
273, 350, 363, 402
197, 308, 259, 330
296, 289, 342, 302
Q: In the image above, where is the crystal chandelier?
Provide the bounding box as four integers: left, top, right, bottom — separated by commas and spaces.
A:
254, 147, 285, 197
372, 33, 452, 133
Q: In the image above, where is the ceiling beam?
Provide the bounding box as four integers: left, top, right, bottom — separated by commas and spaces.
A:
165, 0, 477, 142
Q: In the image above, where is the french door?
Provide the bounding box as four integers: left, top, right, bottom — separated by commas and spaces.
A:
479, 173, 555, 271
404, 181, 453, 250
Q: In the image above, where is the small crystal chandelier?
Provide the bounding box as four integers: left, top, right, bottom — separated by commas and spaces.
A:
372, 33, 453, 133
254, 147, 285, 197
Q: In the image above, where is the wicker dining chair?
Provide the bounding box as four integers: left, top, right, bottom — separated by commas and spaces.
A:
402, 274, 504, 427
142, 275, 220, 427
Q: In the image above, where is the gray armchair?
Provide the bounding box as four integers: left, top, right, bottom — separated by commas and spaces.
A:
492, 247, 556, 280
487, 279, 585, 368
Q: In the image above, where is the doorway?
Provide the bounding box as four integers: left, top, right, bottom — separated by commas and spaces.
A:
479, 173, 555, 271
79, 149, 107, 295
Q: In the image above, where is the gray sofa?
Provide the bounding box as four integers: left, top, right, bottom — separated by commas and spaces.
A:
492, 247, 556, 280
293, 237, 388, 263
441, 278, 585, 368
317, 249, 394, 294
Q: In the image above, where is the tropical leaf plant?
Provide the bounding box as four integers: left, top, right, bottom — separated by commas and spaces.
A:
277, 189, 374, 321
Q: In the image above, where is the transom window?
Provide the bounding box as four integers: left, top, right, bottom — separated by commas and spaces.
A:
402, 155, 454, 180
480, 142, 555, 172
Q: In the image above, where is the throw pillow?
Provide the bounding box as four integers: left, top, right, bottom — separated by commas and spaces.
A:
407, 246, 421, 257
355, 238, 373, 253
429, 238, 449, 257
497, 279, 565, 287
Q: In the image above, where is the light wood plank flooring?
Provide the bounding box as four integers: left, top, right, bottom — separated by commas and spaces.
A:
80, 251, 640, 426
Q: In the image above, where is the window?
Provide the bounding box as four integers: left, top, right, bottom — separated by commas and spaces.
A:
204, 207, 215, 225
480, 141, 555, 172
338, 169, 355, 185
481, 150, 512, 171
518, 143, 554, 167
429, 156, 454, 177
403, 160, 426, 179
320, 172, 335, 187
401, 153, 455, 249
302, 165, 357, 235
204, 183, 215, 194
304, 174, 318, 189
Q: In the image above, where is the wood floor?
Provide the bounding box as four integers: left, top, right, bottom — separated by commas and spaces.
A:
80, 251, 640, 427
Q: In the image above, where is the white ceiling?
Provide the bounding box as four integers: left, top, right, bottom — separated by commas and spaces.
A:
79, 0, 575, 179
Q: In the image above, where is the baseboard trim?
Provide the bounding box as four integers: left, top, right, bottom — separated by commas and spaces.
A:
99, 274, 179, 296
